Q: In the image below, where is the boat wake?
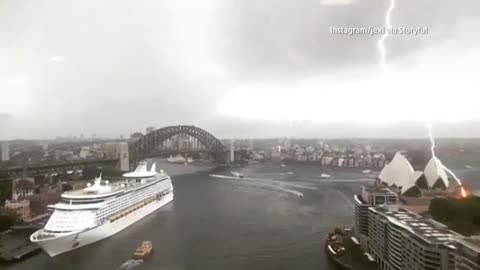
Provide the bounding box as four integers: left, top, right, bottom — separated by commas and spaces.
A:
116, 259, 144, 270
315, 178, 374, 183
258, 172, 294, 176
234, 181, 304, 197
209, 174, 309, 197
209, 174, 265, 181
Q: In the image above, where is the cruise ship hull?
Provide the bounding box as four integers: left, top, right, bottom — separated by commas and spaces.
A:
33, 192, 173, 257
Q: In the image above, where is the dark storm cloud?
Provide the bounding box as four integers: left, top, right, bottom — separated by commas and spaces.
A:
0, 0, 479, 139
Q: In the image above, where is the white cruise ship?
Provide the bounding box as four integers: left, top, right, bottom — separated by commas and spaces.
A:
30, 162, 173, 257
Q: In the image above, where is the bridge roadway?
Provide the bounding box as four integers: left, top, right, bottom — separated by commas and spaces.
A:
0, 158, 119, 177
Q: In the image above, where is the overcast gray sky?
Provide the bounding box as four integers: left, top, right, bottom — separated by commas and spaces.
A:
1, 0, 479, 139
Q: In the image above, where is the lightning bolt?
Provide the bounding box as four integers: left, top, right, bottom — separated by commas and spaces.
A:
377, 0, 396, 72
376, 0, 467, 198
427, 124, 467, 197
426, 123, 437, 158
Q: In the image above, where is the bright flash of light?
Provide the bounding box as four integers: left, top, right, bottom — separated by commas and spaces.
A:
47, 56, 65, 62
320, 0, 354, 5
377, 0, 396, 72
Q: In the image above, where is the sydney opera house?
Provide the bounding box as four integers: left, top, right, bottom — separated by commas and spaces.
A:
377, 152, 454, 197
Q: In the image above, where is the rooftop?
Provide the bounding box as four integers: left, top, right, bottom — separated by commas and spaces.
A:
458, 237, 480, 253
357, 184, 397, 204
371, 207, 458, 246
62, 180, 132, 199
362, 184, 397, 195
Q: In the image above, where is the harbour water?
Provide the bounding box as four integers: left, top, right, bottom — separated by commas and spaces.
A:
5, 160, 477, 270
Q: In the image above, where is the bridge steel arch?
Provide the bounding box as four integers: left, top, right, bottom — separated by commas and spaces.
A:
129, 125, 226, 164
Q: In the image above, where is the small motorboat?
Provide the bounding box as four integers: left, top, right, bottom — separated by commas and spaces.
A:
231, 171, 244, 178
133, 241, 153, 259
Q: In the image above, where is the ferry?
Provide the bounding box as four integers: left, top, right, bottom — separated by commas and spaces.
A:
167, 155, 186, 164
30, 162, 174, 257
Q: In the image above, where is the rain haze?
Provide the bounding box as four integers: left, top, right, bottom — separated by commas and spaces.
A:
1, 0, 480, 139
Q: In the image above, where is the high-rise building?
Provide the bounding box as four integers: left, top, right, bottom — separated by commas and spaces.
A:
230, 140, 235, 163
146, 126, 155, 134
354, 184, 398, 249
367, 207, 457, 270
1, 141, 10, 161
456, 237, 480, 270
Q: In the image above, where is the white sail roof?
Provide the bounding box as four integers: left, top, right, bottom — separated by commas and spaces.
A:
424, 157, 449, 188
401, 171, 424, 194
378, 152, 414, 189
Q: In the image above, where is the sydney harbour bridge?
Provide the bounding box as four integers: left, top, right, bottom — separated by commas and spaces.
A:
129, 125, 229, 166
1, 125, 235, 177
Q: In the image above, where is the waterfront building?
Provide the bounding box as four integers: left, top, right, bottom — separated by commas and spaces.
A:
230, 140, 235, 163
353, 184, 398, 250
5, 199, 31, 221
12, 178, 35, 200
79, 146, 91, 159
248, 140, 254, 150
367, 207, 457, 270
337, 158, 344, 167
365, 145, 372, 154
321, 156, 333, 166
1, 141, 10, 161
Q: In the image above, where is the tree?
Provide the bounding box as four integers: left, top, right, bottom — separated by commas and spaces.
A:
0, 215, 15, 232
0, 179, 12, 203
430, 197, 480, 236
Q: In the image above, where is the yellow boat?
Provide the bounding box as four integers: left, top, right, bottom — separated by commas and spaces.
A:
133, 241, 153, 259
